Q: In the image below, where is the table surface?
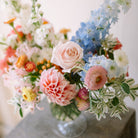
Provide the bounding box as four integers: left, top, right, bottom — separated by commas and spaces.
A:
6, 99, 136, 138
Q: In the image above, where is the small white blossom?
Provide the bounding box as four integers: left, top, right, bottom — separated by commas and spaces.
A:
114, 49, 129, 67
6, 34, 17, 48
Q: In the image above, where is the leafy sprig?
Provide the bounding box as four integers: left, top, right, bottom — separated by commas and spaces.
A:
50, 101, 81, 121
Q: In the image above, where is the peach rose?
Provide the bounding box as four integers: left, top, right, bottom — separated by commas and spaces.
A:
51, 41, 83, 72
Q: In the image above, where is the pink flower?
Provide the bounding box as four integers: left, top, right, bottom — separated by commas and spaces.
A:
51, 41, 83, 72
39, 68, 78, 106
85, 66, 107, 90
5, 46, 16, 58
0, 58, 8, 75
75, 97, 90, 111
78, 87, 89, 100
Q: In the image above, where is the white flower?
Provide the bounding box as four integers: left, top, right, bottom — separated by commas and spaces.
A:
38, 47, 53, 61
34, 24, 54, 47
106, 60, 119, 79
6, 34, 17, 48
18, 3, 32, 34
16, 43, 40, 59
120, 0, 131, 13
114, 49, 128, 67
105, 59, 127, 79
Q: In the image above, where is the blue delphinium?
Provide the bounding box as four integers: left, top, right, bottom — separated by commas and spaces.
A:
71, 21, 101, 62
71, 0, 122, 62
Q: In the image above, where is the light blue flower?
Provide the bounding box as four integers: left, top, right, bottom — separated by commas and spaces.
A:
88, 55, 107, 68
71, 22, 101, 62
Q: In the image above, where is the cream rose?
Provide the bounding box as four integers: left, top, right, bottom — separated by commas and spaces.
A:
51, 41, 83, 72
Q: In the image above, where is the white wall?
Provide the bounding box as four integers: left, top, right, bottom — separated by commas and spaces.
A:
0, 0, 138, 135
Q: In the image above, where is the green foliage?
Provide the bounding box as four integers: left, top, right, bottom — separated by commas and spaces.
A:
112, 97, 119, 106
38, 91, 43, 94
108, 51, 114, 60
121, 83, 130, 94
50, 101, 81, 121
0, 42, 7, 45
19, 108, 23, 118
97, 47, 105, 56
64, 72, 82, 85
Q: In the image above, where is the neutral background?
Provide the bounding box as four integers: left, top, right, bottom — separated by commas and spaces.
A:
0, 0, 138, 137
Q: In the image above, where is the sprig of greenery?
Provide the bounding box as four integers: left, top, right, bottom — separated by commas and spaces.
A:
50, 101, 81, 121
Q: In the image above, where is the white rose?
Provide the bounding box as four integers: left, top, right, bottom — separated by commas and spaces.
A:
51, 41, 83, 72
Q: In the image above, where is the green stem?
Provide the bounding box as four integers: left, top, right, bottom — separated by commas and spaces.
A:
13, 27, 22, 42
0, 42, 7, 45
89, 92, 93, 112
72, 66, 87, 72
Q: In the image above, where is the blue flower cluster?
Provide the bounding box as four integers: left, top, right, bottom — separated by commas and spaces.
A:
71, 22, 101, 61
71, 0, 129, 62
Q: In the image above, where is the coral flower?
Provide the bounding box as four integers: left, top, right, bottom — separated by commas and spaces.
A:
75, 97, 90, 111
0, 58, 9, 75
40, 68, 78, 106
85, 66, 107, 90
5, 46, 16, 58
24, 61, 36, 72
113, 39, 122, 50
26, 33, 33, 41
16, 55, 28, 68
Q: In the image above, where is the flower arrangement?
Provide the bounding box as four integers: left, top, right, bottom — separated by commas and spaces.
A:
0, 0, 138, 121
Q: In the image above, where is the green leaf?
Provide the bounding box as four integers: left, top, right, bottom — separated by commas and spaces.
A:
0, 42, 7, 45
106, 82, 114, 86
108, 51, 114, 60
64, 72, 81, 84
121, 83, 130, 94
112, 97, 119, 106
30, 77, 37, 82
19, 108, 23, 118
38, 91, 43, 94
17, 103, 21, 107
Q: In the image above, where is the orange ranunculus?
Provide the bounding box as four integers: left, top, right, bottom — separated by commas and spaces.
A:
16, 55, 28, 68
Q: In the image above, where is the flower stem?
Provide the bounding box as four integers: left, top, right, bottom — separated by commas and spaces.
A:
12, 27, 22, 43
73, 66, 87, 72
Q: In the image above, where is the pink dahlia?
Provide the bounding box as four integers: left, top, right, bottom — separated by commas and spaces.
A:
84, 66, 107, 91
40, 68, 78, 106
